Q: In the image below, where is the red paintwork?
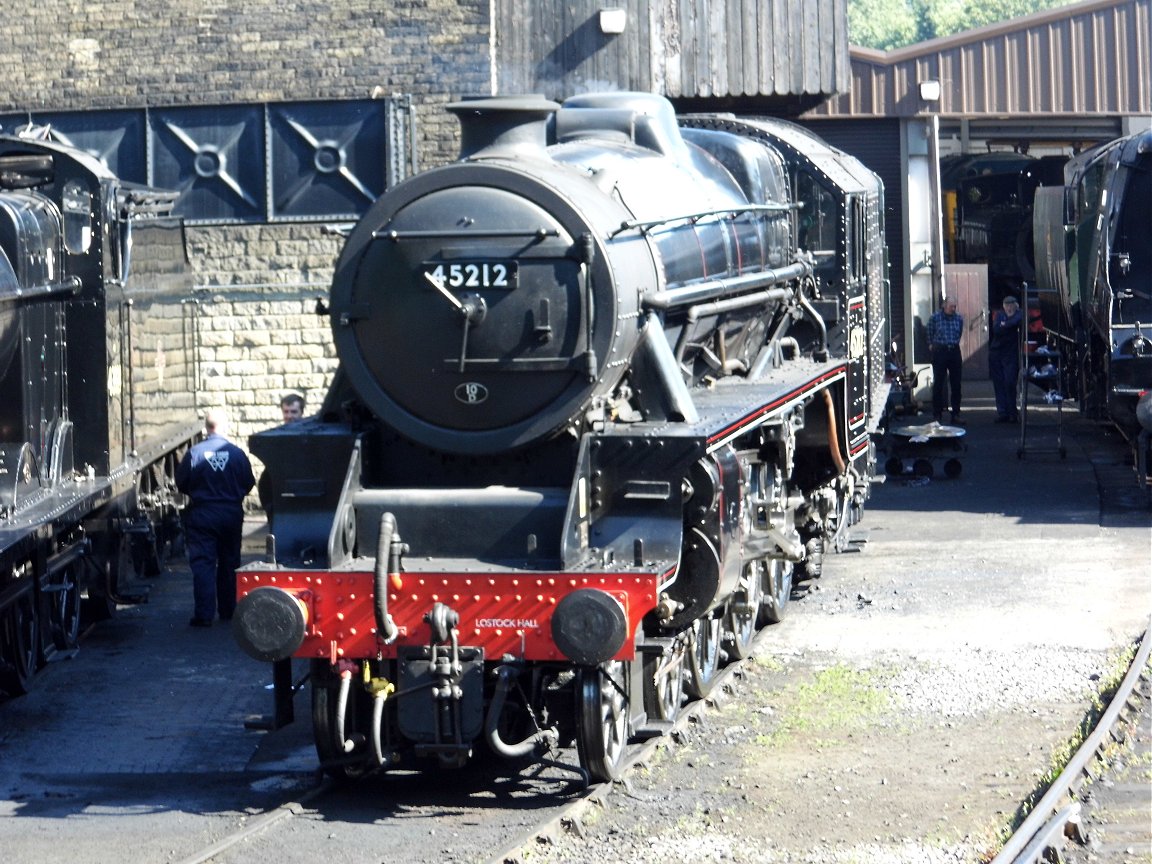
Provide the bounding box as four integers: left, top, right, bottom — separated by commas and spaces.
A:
237, 569, 663, 663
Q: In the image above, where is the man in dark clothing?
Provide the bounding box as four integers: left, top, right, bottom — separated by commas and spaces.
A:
176, 409, 255, 627
988, 295, 1023, 423
280, 392, 305, 423
927, 296, 966, 425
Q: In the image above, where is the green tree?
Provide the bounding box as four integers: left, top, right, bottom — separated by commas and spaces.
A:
849, 0, 1080, 50
847, 0, 920, 51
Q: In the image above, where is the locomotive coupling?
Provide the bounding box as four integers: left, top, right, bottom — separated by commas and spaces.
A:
550, 589, 628, 666
232, 586, 310, 662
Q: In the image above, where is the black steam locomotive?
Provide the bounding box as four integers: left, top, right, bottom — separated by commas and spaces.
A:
0, 133, 201, 695
234, 92, 889, 782
1033, 129, 1152, 493
945, 152, 1066, 300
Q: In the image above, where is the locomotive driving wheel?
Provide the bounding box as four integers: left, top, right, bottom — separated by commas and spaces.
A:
758, 558, 794, 625
686, 612, 723, 699
644, 637, 686, 723
575, 660, 630, 783
49, 564, 82, 651
0, 590, 39, 695
727, 560, 764, 660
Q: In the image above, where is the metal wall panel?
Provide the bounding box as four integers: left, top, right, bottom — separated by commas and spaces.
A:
268, 102, 386, 221
0, 100, 397, 225
809, 0, 1150, 120
150, 105, 266, 223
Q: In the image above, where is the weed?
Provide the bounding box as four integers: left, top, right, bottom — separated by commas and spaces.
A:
758, 664, 892, 746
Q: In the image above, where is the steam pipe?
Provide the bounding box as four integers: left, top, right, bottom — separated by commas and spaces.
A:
484, 665, 559, 759
673, 287, 792, 364
749, 336, 801, 379
374, 513, 400, 644
796, 281, 829, 361
371, 690, 387, 766
822, 388, 847, 474
637, 315, 699, 423
336, 669, 357, 753
644, 261, 809, 310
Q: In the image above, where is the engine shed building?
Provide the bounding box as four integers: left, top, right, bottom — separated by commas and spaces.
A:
0, 0, 1147, 449
0, 0, 852, 445
802, 0, 1150, 383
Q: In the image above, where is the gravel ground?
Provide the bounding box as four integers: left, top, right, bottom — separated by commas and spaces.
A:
528, 390, 1151, 864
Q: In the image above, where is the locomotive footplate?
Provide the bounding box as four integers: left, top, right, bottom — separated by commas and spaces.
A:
626, 357, 854, 450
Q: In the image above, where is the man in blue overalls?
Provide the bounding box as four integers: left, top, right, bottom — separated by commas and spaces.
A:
988, 295, 1023, 422
176, 409, 255, 627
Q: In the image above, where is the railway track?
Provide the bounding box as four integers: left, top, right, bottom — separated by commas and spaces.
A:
0, 516, 793, 864
1, 392, 1147, 864
485, 629, 1152, 864
169, 595, 777, 864
992, 627, 1151, 864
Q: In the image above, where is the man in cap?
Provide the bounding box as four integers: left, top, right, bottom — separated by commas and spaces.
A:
988, 295, 1023, 423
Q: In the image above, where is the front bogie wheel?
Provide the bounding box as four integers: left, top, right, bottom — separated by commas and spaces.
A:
311, 660, 375, 781
685, 613, 723, 699
727, 561, 764, 660
643, 638, 686, 723
575, 660, 631, 783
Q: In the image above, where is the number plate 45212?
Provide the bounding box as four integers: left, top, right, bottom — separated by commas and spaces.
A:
423, 262, 517, 290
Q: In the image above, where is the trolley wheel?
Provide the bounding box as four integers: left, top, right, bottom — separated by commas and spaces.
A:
1016, 448, 1025, 460
943, 458, 963, 479
884, 456, 904, 476
912, 458, 934, 479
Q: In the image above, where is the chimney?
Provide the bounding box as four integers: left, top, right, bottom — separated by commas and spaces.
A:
446, 96, 560, 160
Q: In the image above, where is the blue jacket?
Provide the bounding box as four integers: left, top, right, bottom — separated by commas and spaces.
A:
176, 433, 255, 512
989, 308, 1023, 353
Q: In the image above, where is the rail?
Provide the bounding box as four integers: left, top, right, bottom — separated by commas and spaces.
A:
989, 624, 1151, 864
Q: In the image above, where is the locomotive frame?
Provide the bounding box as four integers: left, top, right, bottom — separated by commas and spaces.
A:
0, 133, 202, 696
1032, 129, 1152, 494
234, 93, 890, 782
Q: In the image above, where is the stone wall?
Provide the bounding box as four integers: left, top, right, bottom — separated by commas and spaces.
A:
183, 225, 342, 486
3, 0, 489, 169
1, 2, 491, 480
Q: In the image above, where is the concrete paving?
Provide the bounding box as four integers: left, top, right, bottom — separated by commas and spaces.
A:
0, 380, 1147, 864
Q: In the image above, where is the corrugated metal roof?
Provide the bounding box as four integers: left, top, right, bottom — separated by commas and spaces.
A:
807, 0, 1150, 119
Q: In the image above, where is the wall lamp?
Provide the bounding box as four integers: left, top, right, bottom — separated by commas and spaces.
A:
599, 8, 627, 35
919, 79, 942, 102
